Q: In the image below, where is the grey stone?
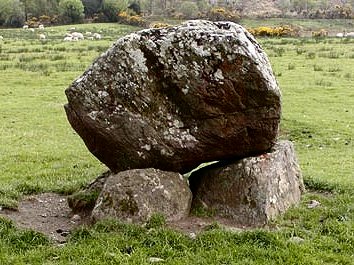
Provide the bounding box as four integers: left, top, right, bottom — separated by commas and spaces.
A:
148, 257, 164, 263
289, 236, 305, 244
70, 214, 81, 222
91, 168, 192, 223
188, 232, 197, 239
64, 20, 281, 174
189, 140, 304, 226
307, 200, 320, 209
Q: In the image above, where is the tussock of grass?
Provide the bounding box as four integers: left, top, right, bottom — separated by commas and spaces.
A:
313, 64, 323, 71
145, 213, 167, 230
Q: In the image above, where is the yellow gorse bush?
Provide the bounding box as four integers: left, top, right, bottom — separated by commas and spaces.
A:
213, 7, 225, 13
150, 22, 172, 29
205, 7, 240, 22
311, 29, 328, 38
117, 11, 147, 27
248, 25, 299, 37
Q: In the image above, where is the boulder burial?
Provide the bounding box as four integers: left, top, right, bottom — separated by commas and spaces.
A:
65, 20, 281, 173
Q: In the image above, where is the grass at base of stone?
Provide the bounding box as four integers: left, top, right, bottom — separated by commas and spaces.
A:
0, 203, 353, 265
0, 23, 353, 264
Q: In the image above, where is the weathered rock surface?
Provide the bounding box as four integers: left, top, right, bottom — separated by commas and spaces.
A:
189, 140, 304, 225
91, 168, 192, 223
65, 20, 281, 173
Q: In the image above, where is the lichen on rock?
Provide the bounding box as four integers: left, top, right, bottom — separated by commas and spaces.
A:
189, 140, 304, 225
91, 168, 192, 223
65, 20, 281, 174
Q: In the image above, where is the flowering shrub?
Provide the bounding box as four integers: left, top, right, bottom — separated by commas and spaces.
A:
149, 22, 171, 29
248, 25, 299, 37
117, 11, 147, 27
311, 29, 328, 38
203, 7, 240, 23
26, 15, 59, 27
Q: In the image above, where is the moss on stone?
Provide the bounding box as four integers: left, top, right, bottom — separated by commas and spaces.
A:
67, 190, 100, 213
118, 190, 139, 215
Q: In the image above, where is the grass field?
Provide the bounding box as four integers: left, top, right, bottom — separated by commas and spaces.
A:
0, 22, 353, 264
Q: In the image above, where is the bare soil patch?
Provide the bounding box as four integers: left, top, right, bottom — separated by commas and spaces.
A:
0, 193, 90, 243
0, 193, 254, 243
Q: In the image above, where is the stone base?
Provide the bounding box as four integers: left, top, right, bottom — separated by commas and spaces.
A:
189, 140, 304, 226
91, 168, 192, 223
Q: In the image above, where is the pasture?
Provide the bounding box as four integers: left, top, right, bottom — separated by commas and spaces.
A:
0, 22, 353, 264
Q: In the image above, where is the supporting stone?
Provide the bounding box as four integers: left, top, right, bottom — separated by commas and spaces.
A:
91, 168, 192, 223
189, 140, 304, 225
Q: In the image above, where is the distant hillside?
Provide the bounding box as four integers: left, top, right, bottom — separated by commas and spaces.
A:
236, 0, 282, 17
219, 0, 354, 18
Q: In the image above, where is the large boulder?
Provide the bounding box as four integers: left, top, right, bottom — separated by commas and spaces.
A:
189, 141, 304, 226
65, 20, 281, 174
91, 168, 192, 223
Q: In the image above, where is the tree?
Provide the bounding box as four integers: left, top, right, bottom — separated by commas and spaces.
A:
178, 1, 199, 18
317, 0, 329, 10
128, 1, 141, 15
196, 0, 209, 12
102, 0, 128, 22
290, 0, 316, 13
278, 0, 291, 15
81, 0, 103, 17
0, 0, 25, 27
140, 0, 153, 15
59, 0, 84, 23
139, 0, 181, 16
21, 0, 35, 20
21, 0, 60, 19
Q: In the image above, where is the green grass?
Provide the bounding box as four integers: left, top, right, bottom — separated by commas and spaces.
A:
266, 37, 354, 190
0, 22, 353, 264
0, 23, 138, 207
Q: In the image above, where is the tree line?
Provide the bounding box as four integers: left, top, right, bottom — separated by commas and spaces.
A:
0, 0, 133, 27
0, 0, 353, 28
